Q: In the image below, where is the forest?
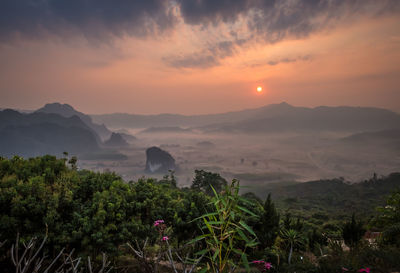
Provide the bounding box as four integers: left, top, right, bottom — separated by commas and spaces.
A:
0, 155, 399, 273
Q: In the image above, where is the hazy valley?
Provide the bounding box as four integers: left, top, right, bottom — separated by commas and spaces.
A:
2, 102, 399, 194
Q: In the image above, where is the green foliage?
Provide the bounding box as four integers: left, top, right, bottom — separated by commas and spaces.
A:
0, 155, 399, 272
191, 169, 227, 196
342, 214, 366, 249
254, 194, 280, 250
0, 156, 210, 259
192, 180, 259, 273
371, 189, 400, 246
280, 229, 304, 265
268, 173, 400, 224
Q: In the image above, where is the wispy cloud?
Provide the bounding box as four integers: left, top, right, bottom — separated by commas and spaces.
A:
164, 39, 247, 69
1, 0, 399, 70
1, 0, 398, 43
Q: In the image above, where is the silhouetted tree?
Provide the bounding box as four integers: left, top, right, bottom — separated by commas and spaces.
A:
342, 213, 366, 249
191, 169, 227, 196
255, 194, 280, 249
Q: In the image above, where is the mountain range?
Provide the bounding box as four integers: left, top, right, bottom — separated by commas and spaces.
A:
1, 102, 400, 159
37, 103, 112, 140
0, 109, 100, 158
92, 102, 400, 133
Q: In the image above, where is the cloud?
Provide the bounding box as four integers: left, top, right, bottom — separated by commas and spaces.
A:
178, 0, 253, 25
164, 39, 246, 69
1, 0, 398, 43
167, 0, 399, 69
179, 0, 400, 43
1, 0, 399, 69
0, 0, 177, 42
267, 55, 312, 66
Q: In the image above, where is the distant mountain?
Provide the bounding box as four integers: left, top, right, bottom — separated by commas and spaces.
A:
91, 105, 272, 129
341, 129, 400, 150
104, 133, 129, 147
36, 103, 112, 140
92, 102, 400, 133
201, 103, 400, 133
139, 126, 192, 134
0, 109, 100, 158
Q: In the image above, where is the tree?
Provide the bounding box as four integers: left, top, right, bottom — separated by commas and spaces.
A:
280, 229, 303, 264
191, 170, 227, 196
254, 194, 280, 249
342, 213, 366, 249
371, 190, 400, 246
307, 228, 327, 256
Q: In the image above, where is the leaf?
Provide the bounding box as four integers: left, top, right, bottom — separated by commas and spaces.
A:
212, 248, 219, 261
238, 196, 254, 206
237, 205, 258, 217
186, 234, 207, 245
230, 211, 235, 221
190, 212, 218, 222
232, 248, 243, 255
210, 185, 218, 197
194, 249, 208, 256
245, 240, 259, 247
206, 221, 224, 225
237, 228, 249, 242
239, 220, 257, 238
241, 252, 250, 272
197, 267, 208, 273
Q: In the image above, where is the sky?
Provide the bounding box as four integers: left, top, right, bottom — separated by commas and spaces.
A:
0, 0, 400, 115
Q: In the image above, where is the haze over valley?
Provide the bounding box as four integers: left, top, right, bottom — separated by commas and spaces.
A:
1, 102, 399, 196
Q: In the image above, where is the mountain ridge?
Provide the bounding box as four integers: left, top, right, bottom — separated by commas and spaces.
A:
91, 102, 400, 133
0, 110, 101, 158
37, 103, 112, 140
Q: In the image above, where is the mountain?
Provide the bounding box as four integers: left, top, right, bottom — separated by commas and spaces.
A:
91, 105, 274, 129
341, 129, 400, 150
0, 109, 100, 158
200, 103, 400, 133
91, 102, 400, 133
139, 126, 192, 134
104, 133, 129, 147
36, 103, 112, 140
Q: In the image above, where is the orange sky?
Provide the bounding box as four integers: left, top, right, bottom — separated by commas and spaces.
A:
0, 1, 399, 114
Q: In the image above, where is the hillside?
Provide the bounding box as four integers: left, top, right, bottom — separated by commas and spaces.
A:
37, 103, 112, 140
262, 173, 400, 220
341, 129, 400, 150
0, 110, 100, 158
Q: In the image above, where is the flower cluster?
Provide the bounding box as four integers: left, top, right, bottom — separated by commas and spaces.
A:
153, 219, 164, 227
153, 219, 169, 242
251, 260, 272, 271
342, 267, 370, 273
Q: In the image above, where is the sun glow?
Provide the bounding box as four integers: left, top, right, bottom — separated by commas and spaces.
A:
257, 86, 263, 93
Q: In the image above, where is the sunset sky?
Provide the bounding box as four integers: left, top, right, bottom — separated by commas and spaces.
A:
1, 0, 400, 115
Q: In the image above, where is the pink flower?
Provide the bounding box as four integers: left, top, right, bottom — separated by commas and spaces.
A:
359, 268, 370, 273
251, 260, 272, 271
162, 236, 169, 241
153, 219, 164, 226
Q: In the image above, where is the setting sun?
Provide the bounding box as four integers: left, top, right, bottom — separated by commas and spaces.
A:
257, 86, 263, 93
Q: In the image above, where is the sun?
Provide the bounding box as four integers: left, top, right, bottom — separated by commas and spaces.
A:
257, 86, 263, 93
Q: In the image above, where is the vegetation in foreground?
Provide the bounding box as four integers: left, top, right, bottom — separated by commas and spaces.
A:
0, 155, 399, 272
